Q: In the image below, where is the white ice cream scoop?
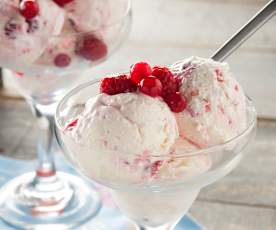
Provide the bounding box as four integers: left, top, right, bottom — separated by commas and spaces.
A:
171, 57, 247, 148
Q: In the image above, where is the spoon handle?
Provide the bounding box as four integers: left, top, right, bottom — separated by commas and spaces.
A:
211, 0, 276, 61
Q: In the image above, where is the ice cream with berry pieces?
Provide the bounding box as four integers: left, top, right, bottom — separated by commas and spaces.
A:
0, 0, 65, 70
0, 0, 112, 72
171, 56, 247, 148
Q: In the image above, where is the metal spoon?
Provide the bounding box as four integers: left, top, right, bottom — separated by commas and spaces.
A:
211, 0, 276, 61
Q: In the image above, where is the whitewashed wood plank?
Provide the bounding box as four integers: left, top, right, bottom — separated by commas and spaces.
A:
131, 0, 276, 51
0, 98, 33, 156
186, 0, 268, 4
190, 200, 276, 230
198, 120, 276, 208
12, 123, 37, 160
227, 52, 276, 119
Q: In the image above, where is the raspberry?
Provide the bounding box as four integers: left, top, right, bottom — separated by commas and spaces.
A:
53, 0, 74, 7
164, 92, 187, 113
19, 0, 39, 20
100, 78, 116, 95
75, 34, 107, 61
215, 69, 224, 82
152, 66, 180, 97
14, 71, 24, 78
139, 76, 162, 97
100, 75, 137, 95
130, 62, 152, 85
54, 53, 71, 67
116, 75, 137, 93
151, 160, 163, 177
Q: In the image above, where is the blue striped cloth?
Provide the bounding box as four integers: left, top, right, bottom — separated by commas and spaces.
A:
0, 154, 204, 230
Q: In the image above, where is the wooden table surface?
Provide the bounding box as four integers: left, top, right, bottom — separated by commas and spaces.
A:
1, 0, 276, 229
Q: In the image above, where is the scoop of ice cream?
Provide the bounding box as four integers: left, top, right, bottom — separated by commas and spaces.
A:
171, 56, 247, 148
71, 93, 178, 157
0, 0, 65, 70
63, 92, 179, 183
64, 0, 129, 32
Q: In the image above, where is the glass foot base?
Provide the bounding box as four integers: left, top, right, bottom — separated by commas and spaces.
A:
0, 172, 101, 230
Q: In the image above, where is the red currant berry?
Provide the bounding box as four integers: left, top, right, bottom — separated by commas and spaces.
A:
164, 92, 187, 113
151, 160, 163, 177
152, 66, 180, 97
54, 53, 71, 67
139, 76, 162, 97
54, 53, 71, 68
19, 0, 39, 20
53, 0, 74, 7
130, 62, 152, 85
75, 34, 107, 61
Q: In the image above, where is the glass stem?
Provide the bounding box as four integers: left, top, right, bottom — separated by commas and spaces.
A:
15, 100, 75, 215
32, 103, 56, 177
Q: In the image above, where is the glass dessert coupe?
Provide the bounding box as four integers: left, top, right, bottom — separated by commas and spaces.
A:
0, 0, 132, 229
55, 79, 257, 230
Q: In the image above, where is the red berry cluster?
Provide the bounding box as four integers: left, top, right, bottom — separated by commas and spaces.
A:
100, 62, 187, 113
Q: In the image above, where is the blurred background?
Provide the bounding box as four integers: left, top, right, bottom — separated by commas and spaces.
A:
0, 0, 276, 229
